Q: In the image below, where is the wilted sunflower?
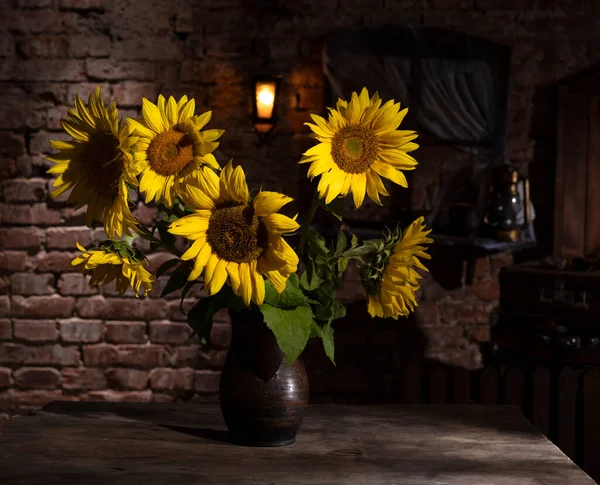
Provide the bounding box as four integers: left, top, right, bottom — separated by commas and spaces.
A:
70, 242, 155, 298
301, 87, 419, 209
364, 217, 432, 319
168, 161, 299, 306
127, 94, 223, 208
47, 87, 140, 239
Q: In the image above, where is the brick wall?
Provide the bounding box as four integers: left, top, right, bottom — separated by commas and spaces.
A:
0, 0, 595, 415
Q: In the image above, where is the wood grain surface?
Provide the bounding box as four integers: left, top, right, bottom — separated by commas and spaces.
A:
0, 402, 595, 484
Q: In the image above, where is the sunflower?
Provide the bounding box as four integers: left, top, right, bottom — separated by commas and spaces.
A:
70, 242, 155, 298
168, 161, 299, 306
300, 87, 419, 209
127, 94, 223, 208
365, 217, 432, 320
47, 87, 140, 239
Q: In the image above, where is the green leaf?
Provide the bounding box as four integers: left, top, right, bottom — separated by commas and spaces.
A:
307, 230, 329, 256
187, 286, 244, 345
331, 299, 346, 321
310, 320, 335, 365
155, 258, 178, 279
335, 230, 347, 255
325, 197, 344, 222
337, 256, 348, 276
350, 234, 359, 249
259, 303, 313, 365
264, 273, 306, 309
300, 258, 323, 291
160, 263, 190, 298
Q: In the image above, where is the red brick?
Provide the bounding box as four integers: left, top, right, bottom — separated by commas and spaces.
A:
30, 131, 70, 155
11, 273, 54, 295
0, 158, 16, 179
59, 0, 105, 8
0, 368, 10, 388
59, 318, 103, 343
470, 326, 490, 342
18, 36, 68, 58
5, 390, 63, 411
0, 343, 80, 366
16, 0, 52, 7
166, 345, 225, 369
4, 10, 79, 34
105, 321, 146, 344
423, 325, 464, 350
194, 370, 220, 393
57, 273, 98, 296
111, 37, 182, 61
13, 319, 57, 342
180, 60, 244, 85
46, 227, 91, 250
84, 390, 152, 402
0, 297, 9, 317
0, 251, 28, 272
76, 296, 169, 320
35, 251, 77, 273
146, 252, 178, 274
0, 227, 43, 249
110, 82, 157, 107
132, 203, 157, 226
83, 344, 165, 368
0, 60, 85, 81
470, 279, 501, 302
0, 132, 25, 157
0, 277, 6, 295
414, 302, 439, 325
105, 368, 149, 390
149, 321, 192, 344
210, 323, 231, 349
61, 367, 107, 390
2, 178, 47, 201
67, 35, 111, 58
492, 252, 514, 276
0, 204, 61, 225
0, 320, 11, 340
438, 301, 492, 326
152, 393, 175, 403
474, 257, 491, 279
86, 59, 155, 81
13, 367, 61, 389
12, 295, 75, 318
149, 368, 194, 391
81, 344, 117, 366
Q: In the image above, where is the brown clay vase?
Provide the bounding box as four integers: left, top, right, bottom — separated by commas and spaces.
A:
219, 308, 309, 447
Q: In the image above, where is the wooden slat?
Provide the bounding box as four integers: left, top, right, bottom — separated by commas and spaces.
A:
504, 367, 525, 411
0, 402, 595, 484
452, 368, 471, 404
583, 369, 600, 480
531, 366, 551, 437
555, 88, 588, 257
480, 367, 499, 405
428, 367, 447, 404
586, 97, 600, 254
402, 364, 421, 404
558, 367, 582, 462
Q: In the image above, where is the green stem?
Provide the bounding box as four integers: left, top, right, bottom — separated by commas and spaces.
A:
298, 195, 321, 258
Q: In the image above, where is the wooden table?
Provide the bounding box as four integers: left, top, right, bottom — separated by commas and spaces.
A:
0, 402, 595, 484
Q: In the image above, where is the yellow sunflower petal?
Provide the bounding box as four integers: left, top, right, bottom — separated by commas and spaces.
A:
253, 191, 293, 217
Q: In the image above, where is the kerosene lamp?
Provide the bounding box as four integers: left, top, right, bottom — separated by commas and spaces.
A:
483, 164, 531, 242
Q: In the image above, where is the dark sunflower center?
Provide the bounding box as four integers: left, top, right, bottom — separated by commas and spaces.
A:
206, 204, 268, 263
147, 130, 194, 176
331, 124, 377, 174
83, 131, 123, 198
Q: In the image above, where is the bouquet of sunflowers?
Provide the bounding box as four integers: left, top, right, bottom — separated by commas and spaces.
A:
49, 87, 432, 365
